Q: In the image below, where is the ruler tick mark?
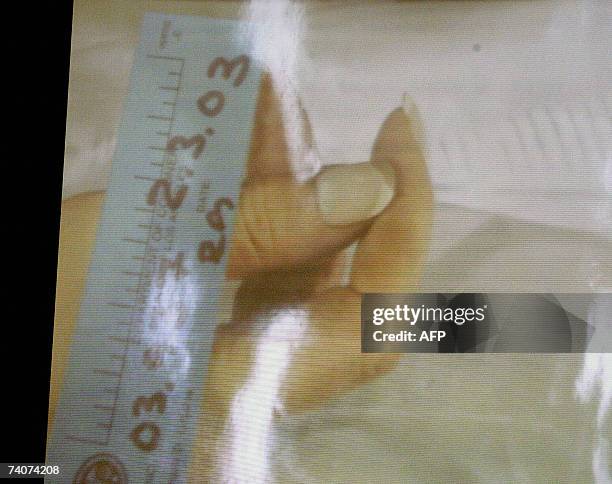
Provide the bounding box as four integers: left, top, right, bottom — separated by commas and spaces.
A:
147, 54, 185, 62
122, 238, 147, 245
94, 368, 121, 378
67, 435, 107, 446
147, 114, 172, 121
108, 335, 141, 345
134, 175, 156, 182
94, 404, 114, 412
107, 301, 136, 309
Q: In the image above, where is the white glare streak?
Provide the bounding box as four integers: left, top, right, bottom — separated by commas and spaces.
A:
593, 437, 611, 484
576, 351, 612, 426
142, 256, 198, 379
220, 309, 307, 484
242, 0, 321, 182
576, 295, 612, 483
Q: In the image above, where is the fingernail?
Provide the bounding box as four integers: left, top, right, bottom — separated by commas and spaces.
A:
316, 161, 396, 225
402, 93, 426, 146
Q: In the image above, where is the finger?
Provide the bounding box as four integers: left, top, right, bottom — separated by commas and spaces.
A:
245, 73, 291, 179
227, 160, 395, 278
48, 191, 106, 433
231, 102, 431, 282
279, 102, 434, 412
234, 72, 400, 278
350, 100, 434, 293
245, 73, 313, 180
279, 287, 401, 413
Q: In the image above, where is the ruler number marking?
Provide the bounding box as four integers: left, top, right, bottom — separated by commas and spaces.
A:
130, 422, 161, 452
130, 51, 252, 458
146, 179, 188, 211
132, 392, 167, 417
197, 90, 225, 117
207, 54, 249, 87
193, 54, 251, 265
166, 134, 208, 159
198, 197, 234, 264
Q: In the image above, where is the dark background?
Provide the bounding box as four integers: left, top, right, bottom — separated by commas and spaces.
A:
3, 1, 73, 465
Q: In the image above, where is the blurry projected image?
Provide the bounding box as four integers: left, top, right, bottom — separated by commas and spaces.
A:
50, 1, 611, 483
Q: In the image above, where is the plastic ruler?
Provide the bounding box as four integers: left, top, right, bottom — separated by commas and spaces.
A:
46, 12, 261, 483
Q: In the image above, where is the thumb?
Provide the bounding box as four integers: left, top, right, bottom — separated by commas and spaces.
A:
227, 160, 396, 278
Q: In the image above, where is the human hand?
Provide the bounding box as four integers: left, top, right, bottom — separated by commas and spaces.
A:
49, 74, 433, 480
193, 75, 433, 479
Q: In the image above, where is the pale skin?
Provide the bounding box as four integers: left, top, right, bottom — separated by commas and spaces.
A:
49, 74, 433, 479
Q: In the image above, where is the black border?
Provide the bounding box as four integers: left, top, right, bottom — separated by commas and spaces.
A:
3, 0, 73, 464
